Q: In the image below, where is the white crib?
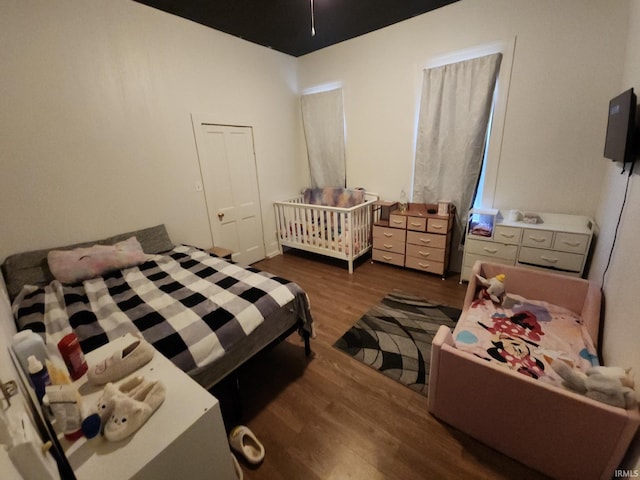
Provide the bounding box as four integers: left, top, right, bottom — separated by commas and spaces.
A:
274, 192, 378, 273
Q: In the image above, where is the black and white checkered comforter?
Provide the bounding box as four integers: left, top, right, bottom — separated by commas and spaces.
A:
13, 245, 312, 374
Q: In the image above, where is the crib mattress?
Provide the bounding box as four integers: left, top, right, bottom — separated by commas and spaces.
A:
452, 295, 599, 387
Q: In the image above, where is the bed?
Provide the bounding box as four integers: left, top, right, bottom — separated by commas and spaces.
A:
2, 225, 313, 391
274, 187, 378, 273
428, 261, 640, 480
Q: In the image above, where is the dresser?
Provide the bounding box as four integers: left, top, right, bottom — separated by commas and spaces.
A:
461, 209, 595, 282
372, 203, 455, 277
13, 335, 237, 480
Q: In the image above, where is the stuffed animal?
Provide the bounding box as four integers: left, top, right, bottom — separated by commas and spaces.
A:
550, 360, 637, 409
476, 273, 506, 304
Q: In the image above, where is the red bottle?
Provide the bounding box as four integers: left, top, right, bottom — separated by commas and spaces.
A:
57, 333, 88, 380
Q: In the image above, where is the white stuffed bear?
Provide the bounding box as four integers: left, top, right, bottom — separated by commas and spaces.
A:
476, 273, 505, 304
550, 360, 637, 409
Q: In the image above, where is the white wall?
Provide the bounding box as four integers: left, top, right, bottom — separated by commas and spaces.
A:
0, 0, 305, 261
590, 0, 640, 469
297, 0, 627, 217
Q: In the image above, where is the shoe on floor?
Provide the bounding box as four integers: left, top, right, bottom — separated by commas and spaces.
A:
87, 335, 155, 385
228, 425, 265, 465
103, 379, 166, 442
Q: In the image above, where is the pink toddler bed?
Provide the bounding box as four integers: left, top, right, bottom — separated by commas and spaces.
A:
453, 294, 599, 387
428, 261, 640, 480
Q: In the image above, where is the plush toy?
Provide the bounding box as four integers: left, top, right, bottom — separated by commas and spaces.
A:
550, 360, 637, 409
476, 273, 506, 304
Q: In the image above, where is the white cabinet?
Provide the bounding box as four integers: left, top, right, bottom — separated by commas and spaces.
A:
49, 336, 236, 480
461, 209, 595, 282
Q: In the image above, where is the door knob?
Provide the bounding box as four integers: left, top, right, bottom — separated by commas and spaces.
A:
217, 212, 224, 220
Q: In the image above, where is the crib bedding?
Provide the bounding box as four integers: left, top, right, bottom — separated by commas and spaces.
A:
12, 245, 312, 376
452, 294, 599, 386
285, 219, 357, 254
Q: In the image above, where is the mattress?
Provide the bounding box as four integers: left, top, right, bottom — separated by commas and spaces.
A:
12, 245, 312, 378
452, 295, 599, 387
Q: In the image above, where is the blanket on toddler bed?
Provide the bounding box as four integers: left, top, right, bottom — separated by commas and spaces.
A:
453, 295, 599, 387
13, 245, 311, 375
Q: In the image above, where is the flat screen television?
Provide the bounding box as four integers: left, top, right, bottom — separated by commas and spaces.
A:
604, 88, 637, 164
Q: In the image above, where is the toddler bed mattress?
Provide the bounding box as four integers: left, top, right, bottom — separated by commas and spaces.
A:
452, 295, 599, 387
11, 244, 312, 377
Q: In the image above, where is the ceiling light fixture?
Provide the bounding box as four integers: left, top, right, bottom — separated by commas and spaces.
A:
310, 0, 316, 36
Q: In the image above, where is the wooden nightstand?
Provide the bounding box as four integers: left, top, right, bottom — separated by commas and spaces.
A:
207, 246, 234, 260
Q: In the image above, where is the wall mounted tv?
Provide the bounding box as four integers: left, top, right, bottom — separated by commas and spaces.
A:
604, 87, 637, 164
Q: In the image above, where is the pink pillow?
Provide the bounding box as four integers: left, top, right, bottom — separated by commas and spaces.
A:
47, 237, 147, 284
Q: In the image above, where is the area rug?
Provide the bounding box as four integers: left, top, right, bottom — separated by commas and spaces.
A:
333, 290, 461, 395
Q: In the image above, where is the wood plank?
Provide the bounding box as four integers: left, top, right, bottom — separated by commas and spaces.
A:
227, 250, 549, 479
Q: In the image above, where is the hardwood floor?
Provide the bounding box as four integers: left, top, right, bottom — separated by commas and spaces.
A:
226, 250, 549, 480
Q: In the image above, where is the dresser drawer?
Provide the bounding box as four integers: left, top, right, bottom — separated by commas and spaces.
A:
521, 229, 553, 248
372, 249, 405, 267
373, 226, 406, 243
389, 214, 407, 229
493, 225, 522, 245
406, 244, 446, 263
518, 246, 584, 272
427, 218, 449, 234
553, 232, 589, 254
373, 237, 405, 254
465, 238, 518, 261
405, 256, 445, 275
406, 216, 427, 232
406, 231, 446, 249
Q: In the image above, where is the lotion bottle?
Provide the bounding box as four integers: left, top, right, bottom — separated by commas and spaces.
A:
27, 355, 51, 403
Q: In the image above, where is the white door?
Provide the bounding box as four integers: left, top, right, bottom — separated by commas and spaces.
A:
193, 121, 266, 265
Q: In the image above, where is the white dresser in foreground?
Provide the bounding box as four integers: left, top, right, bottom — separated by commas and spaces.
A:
24, 335, 237, 480
461, 209, 595, 282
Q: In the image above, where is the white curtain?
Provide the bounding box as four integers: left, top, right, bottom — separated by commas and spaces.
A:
301, 88, 346, 188
413, 53, 502, 240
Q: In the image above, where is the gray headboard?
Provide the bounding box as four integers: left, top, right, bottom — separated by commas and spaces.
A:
1, 224, 174, 302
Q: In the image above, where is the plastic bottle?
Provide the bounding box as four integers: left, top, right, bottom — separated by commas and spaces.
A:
12, 330, 48, 379
399, 189, 408, 213
57, 333, 88, 381
28, 355, 51, 403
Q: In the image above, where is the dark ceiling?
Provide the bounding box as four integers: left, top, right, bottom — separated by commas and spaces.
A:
134, 0, 459, 57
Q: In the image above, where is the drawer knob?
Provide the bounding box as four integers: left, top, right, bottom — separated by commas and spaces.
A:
410, 222, 422, 227
541, 256, 559, 263
392, 220, 403, 224
483, 247, 498, 254
431, 225, 443, 229
418, 262, 430, 268
383, 255, 393, 261
500, 233, 514, 238
419, 251, 430, 257
383, 233, 393, 237
419, 238, 431, 244
384, 244, 393, 249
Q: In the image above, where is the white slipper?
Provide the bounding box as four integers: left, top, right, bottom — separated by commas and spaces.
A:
94, 376, 146, 423
87, 336, 155, 385
104, 380, 166, 442
228, 425, 265, 465
231, 453, 243, 480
